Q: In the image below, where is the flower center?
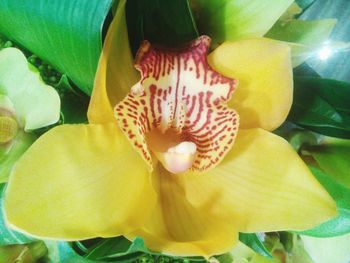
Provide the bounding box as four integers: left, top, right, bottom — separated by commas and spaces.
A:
146, 128, 197, 174
114, 36, 239, 174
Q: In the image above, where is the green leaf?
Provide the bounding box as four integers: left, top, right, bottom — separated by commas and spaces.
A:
72, 237, 147, 262
0, 48, 60, 130
266, 19, 336, 67
306, 137, 350, 188
0, 0, 113, 95
0, 131, 36, 183
126, 0, 199, 55
297, 167, 350, 237
267, 19, 336, 43
239, 233, 272, 258
45, 241, 96, 263
0, 241, 47, 263
73, 237, 206, 262
287, 77, 350, 139
191, 0, 293, 45
0, 183, 35, 245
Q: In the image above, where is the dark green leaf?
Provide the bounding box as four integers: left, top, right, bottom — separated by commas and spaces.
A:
0, 184, 35, 245
0, 0, 113, 94
72, 237, 146, 262
293, 63, 320, 78
295, 0, 317, 11
126, 0, 199, 55
297, 166, 350, 237
55, 75, 89, 124
287, 77, 350, 139
239, 233, 272, 258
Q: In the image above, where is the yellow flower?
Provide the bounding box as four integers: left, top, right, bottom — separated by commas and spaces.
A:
4, 2, 336, 258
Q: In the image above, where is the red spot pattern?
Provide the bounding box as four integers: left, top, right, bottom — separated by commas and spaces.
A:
115, 36, 239, 172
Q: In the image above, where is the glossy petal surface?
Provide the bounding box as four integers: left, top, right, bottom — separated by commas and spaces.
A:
208, 38, 293, 131
4, 123, 156, 240
88, 0, 139, 124
0, 48, 60, 130
129, 129, 336, 256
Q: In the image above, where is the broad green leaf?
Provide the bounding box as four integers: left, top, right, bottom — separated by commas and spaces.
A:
0, 131, 36, 183
0, 0, 113, 94
0, 48, 60, 130
287, 77, 350, 139
267, 19, 336, 44
191, 0, 293, 45
0, 184, 35, 245
0, 241, 47, 263
126, 0, 199, 55
298, 167, 350, 237
239, 233, 272, 259
266, 19, 336, 67
306, 137, 350, 188
301, 233, 350, 263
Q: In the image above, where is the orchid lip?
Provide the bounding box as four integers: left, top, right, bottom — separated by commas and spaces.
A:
115, 36, 239, 173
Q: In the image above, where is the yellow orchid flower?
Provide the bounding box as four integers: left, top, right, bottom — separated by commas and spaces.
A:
4, 2, 336, 258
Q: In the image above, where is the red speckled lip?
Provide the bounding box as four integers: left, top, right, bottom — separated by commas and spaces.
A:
115, 36, 239, 173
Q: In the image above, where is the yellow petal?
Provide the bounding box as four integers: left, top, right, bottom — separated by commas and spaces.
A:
4, 123, 156, 240
129, 129, 336, 257
88, 0, 139, 124
127, 165, 239, 257
208, 38, 293, 131
196, 128, 336, 232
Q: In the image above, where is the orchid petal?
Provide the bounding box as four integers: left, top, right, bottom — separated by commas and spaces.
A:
208, 38, 293, 131
127, 165, 238, 257
88, 0, 139, 124
4, 123, 156, 240
204, 128, 337, 232
0, 48, 60, 130
128, 129, 336, 256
